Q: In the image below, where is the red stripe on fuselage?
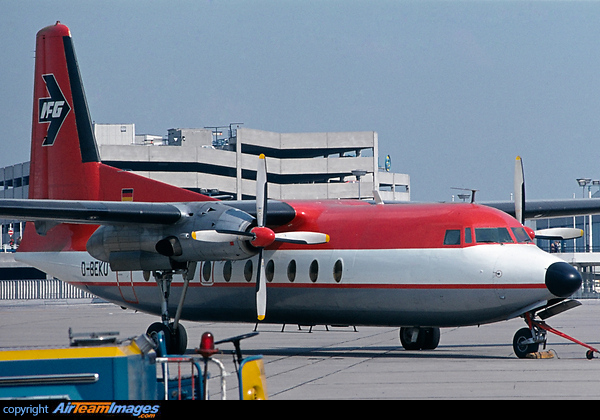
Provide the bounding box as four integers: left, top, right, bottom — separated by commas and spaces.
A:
72, 280, 545, 291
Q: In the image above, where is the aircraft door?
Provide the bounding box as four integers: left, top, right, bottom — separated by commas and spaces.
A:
491, 243, 517, 305
116, 271, 139, 304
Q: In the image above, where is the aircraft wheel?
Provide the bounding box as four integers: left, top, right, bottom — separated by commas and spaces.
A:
146, 322, 187, 355
513, 327, 539, 359
421, 327, 440, 350
170, 322, 188, 355
399, 327, 440, 350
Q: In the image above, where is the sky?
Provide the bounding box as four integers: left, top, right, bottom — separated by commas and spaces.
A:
2, 0, 600, 203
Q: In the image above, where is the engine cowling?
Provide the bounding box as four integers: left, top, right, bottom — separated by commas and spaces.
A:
86, 202, 258, 272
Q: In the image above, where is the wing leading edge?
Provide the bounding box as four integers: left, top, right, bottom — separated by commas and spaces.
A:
0, 198, 298, 227
0, 199, 183, 225
484, 198, 600, 220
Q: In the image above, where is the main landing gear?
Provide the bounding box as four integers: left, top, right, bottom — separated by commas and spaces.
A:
512, 300, 599, 360
399, 327, 440, 351
146, 264, 196, 355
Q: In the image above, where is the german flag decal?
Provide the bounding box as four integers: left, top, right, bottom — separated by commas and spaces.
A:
121, 188, 134, 201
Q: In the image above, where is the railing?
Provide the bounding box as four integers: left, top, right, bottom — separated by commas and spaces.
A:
0, 278, 94, 300
155, 356, 228, 400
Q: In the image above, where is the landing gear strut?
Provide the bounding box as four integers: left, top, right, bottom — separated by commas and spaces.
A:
513, 303, 599, 360
146, 265, 195, 355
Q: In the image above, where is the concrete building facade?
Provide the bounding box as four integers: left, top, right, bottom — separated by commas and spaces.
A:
98, 126, 410, 202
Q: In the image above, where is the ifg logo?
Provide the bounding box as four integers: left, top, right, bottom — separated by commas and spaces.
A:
38, 74, 71, 146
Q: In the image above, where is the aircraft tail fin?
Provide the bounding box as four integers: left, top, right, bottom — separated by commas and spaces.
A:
21, 22, 215, 252
29, 22, 215, 203
30, 22, 101, 200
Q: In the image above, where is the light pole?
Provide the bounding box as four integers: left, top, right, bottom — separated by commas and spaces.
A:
577, 178, 592, 198
576, 178, 600, 252
352, 170, 367, 200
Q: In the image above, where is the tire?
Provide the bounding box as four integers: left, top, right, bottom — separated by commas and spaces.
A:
170, 322, 188, 355
421, 327, 441, 350
146, 322, 187, 355
513, 327, 539, 359
399, 327, 440, 351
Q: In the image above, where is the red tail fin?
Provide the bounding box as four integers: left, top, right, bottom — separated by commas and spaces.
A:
30, 22, 100, 200
22, 23, 214, 252
30, 22, 214, 203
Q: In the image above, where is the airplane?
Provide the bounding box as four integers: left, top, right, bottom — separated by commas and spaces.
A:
1, 22, 598, 358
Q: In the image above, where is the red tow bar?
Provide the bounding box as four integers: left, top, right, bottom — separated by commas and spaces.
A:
526, 313, 599, 360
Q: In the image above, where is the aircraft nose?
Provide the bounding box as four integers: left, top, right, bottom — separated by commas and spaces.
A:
545, 262, 582, 298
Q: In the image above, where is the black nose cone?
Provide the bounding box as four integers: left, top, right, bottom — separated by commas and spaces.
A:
545, 262, 582, 298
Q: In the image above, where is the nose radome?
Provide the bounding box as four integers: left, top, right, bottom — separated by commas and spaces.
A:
545, 262, 582, 298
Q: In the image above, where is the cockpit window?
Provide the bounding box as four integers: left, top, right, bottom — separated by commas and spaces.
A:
465, 228, 473, 244
475, 227, 514, 244
444, 229, 461, 245
511, 227, 532, 243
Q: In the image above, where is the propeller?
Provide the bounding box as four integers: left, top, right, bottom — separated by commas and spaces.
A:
191, 154, 329, 321
513, 156, 583, 241
255, 154, 268, 321
514, 156, 525, 224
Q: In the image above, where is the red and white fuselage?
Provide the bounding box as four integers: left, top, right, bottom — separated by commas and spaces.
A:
15, 200, 573, 328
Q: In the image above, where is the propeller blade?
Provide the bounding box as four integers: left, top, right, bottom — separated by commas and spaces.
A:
255, 154, 268, 321
256, 248, 267, 321
274, 231, 330, 245
534, 227, 584, 240
191, 229, 253, 242
256, 154, 267, 228
514, 156, 525, 224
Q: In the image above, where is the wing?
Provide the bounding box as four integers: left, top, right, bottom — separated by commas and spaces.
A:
484, 198, 600, 220
479, 198, 600, 219
0, 198, 298, 227
0, 199, 183, 225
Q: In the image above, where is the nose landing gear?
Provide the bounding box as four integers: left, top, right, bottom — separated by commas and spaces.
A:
513, 300, 599, 360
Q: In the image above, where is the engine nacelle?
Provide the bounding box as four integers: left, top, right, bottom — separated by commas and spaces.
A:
86, 202, 257, 271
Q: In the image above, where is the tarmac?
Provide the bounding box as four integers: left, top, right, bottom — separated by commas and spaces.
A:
1, 298, 600, 400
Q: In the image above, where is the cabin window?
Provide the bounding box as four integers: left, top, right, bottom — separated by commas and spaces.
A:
465, 228, 472, 244
443, 229, 461, 245
475, 227, 514, 244
202, 261, 212, 282
266, 260, 275, 282
309, 260, 319, 282
333, 259, 343, 283
287, 260, 296, 282
223, 261, 232, 282
511, 227, 532, 243
244, 260, 253, 282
